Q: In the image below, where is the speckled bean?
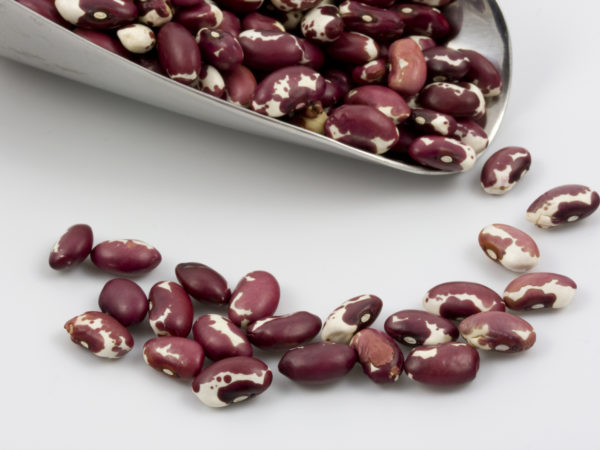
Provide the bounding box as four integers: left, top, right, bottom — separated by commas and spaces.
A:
404, 342, 479, 386
478, 223, 540, 272
49, 224, 93, 270
175, 262, 230, 305
459, 311, 536, 352
338, 0, 404, 42
423, 281, 505, 320
384, 310, 459, 346
91, 239, 161, 275
423, 46, 470, 82
503, 273, 577, 310
192, 314, 252, 360
459, 48, 502, 97
98, 278, 148, 326
392, 3, 451, 41
409, 136, 476, 172
193, 356, 272, 407
350, 329, 403, 383
419, 82, 486, 119
278, 342, 357, 383
228, 271, 280, 328
481, 146, 531, 195
453, 119, 488, 154
300, 5, 343, 43
345, 85, 410, 124
409, 108, 457, 136
143, 336, 205, 378
387, 37, 427, 96
238, 29, 304, 71
321, 294, 382, 344
326, 31, 379, 65
55, 0, 138, 29
157, 22, 202, 85
246, 311, 322, 350
137, 0, 174, 28
64, 311, 133, 358
223, 64, 257, 107
196, 28, 243, 71
148, 281, 194, 337
526, 185, 600, 228
174, 0, 223, 33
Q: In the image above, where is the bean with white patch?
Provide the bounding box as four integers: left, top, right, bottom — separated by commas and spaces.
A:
384, 309, 459, 346
246, 311, 322, 350
387, 37, 427, 96
223, 64, 256, 107
459, 311, 536, 352
459, 48, 502, 97
404, 342, 479, 386
242, 11, 285, 32
270, 0, 320, 12
350, 329, 404, 383
526, 184, 600, 229
197, 64, 225, 97
298, 37, 325, 70
423, 281, 505, 320
351, 58, 387, 85
478, 223, 540, 272
148, 281, 194, 337
409, 108, 457, 136
64, 311, 133, 359
228, 271, 280, 328
192, 314, 252, 360
117, 23, 156, 54
408, 35, 436, 51
218, 10, 241, 36
238, 29, 304, 71
157, 22, 202, 85
278, 342, 357, 383
98, 278, 148, 326
423, 46, 470, 82
91, 238, 161, 275
326, 31, 379, 65
419, 81, 486, 119
453, 118, 488, 154
345, 85, 410, 124
338, 0, 405, 42
392, 3, 451, 41
143, 336, 205, 378
174, 0, 223, 33
193, 356, 272, 407
300, 5, 343, 44
481, 146, 531, 195
503, 272, 577, 310
196, 28, 243, 72
409, 136, 476, 172
55, 0, 138, 29
49, 224, 93, 270
137, 0, 173, 28
321, 294, 382, 344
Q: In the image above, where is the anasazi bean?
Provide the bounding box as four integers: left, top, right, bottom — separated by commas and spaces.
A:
404, 342, 479, 386
350, 329, 404, 383
503, 272, 577, 310
54, 0, 138, 29
278, 342, 357, 383
480, 146, 531, 195
459, 311, 536, 353
228, 270, 280, 329
91, 239, 161, 275
49, 224, 93, 270
478, 223, 540, 273
321, 294, 382, 344
192, 314, 252, 360
246, 311, 322, 350
143, 336, 205, 378
148, 281, 194, 337
423, 281, 505, 320
526, 184, 600, 228
384, 309, 458, 346
64, 311, 133, 359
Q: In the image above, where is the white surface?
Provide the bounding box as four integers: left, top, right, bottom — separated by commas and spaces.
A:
1, 1, 599, 449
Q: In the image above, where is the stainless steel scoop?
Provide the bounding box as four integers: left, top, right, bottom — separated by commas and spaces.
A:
0, 0, 510, 175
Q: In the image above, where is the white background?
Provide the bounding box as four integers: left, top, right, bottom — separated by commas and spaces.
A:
1, 1, 599, 449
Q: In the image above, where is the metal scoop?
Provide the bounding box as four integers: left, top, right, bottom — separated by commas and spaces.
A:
0, 0, 510, 175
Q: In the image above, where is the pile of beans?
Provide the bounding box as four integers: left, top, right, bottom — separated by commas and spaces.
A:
52, 184, 598, 406
17, 0, 502, 172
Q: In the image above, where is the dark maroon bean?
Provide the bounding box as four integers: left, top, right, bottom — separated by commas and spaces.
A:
196, 28, 243, 71
453, 118, 488, 154
409, 108, 457, 136
242, 12, 285, 32
278, 342, 357, 383
175, 262, 230, 305
298, 38, 325, 70
49, 224, 93, 270
481, 146, 531, 195
218, 10, 241, 36
387, 37, 427, 96
193, 356, 272, 407
350, 329, 404, 383
384, 310, 459, 346
300, 5, 343, 43
423, 281, 505, 320
459, 48, 502, 97
409, 136, 476, 172
91, 239, 161, 275
526, 185, 600, 229
321, 294, 383, 344
325, 104, 399, 154
404, 342, 479, 386
143, 336, 205, 378
419, 82, 486, 119
351, 59, 387, 86
262, 4, 303, 30
17, 0, 71, 28
345, 85, 410, 124
326, 31, 379, 65
271, 0, 320, 12
137, 0, 174, 28
409, 35, 436, 51
424, 46, 470, 82
238, 29, 304, 71
384, 124, 418, 162
223, 64, 257, 107
98, 278, 148, 326
174, 1, 223, 33
320, 80, 342, 108
392, 3, 450, 41
215, 0, 263, 14
64, 311, 133, 358
246, 311, 322, 350
324, 68, 351, 96
339, 0, 404, 42
157, 22, 202, 85
478, 224, 540, 273
73, 28, 130, 58
228, 271, 280, 328
192, 314, 252, 360
197, 64, 226, 97
54, 0, 137, 29
252, 66, 325, 118
503, 273, 577, 310
148, 281, 193, 337
134, 52, 165, 75
459, 311, 536, 352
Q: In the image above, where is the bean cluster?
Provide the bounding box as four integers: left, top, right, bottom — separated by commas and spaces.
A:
19, 0, 502, 172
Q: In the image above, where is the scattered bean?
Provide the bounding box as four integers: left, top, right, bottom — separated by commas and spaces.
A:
384, 309, 459, 346
321, 294, 382, 344
228, 270, 280, 329
143, 336, 205, 378
503, 272, 577, 310
175, 262, 230, 305
192, 314, 252, 360
459, 311, 536, 352
246, 311, 322, 350
98, 278, 148, 326
404, 342, 479, 386
423, 281, 505, 320
148, 281, 194, 337
278, 342, 357, 383
91, 239, 162, 275
480, 146, 531, 195
49, 224, 93, 270
350, 328, 404, 383
64, 311, 133, 358
478, 223, 540, 272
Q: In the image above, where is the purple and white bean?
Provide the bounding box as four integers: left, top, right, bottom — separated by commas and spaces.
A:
384, 309, 459, 346
459, 311, 536, 353
64, 311, 133, 359
246, 311, 322, 350
503, 273, 577, 310
350, 328, 404, 383
480, 146, 531, 195
192, 314, 252, 360
478, 223, 540, 272
321, 294, 383, 344
228, 271, 280, 329
423, 281, 505, 320
143, 336, 205, 378
148, 281, 194, 337
404, 342, 479, 386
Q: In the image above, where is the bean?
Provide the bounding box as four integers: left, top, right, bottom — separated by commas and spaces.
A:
345, 85, 410, 124
54, 0, 138, 29
300, 5, 343, 43
392, 3, 451, 41
459, 48, 502, 97
452, 119, 488, 154
350, 329, 404, 383
338, 0, 405, 42
480, 146, 531, 195
73, 28, 130, 58
143, 336, 205, 378
222, 64, 257, 107
321, 294, 382, 344
298, 37, 325, 70
246, 311, 322, 350
408, 108, 457, 136
459, 311, 536, 352
148, 281, 193, 337
218, 10, 242, 36
278, 342, 357, 383
503, 273, 577, 310
157, 22, 202, 85
325, 31, 379, 65
216, 0, 263, 14
98, 278, 148, 326
91, 239, 161, 275
423, 281, 505, 320
423, 46, 470, 82
49, 224, 93, 270
242, 12, 285, 32
387, 37, 427, 96
351, 58, 387, 86
116, 23, 156, 54
478, 223, 540, 273
384, 124, 417, 162
238, 29, 304, 71
64, 311, 133, 358
408, 136, 476, 172
196, 28, 243, 71
384, 309, 459, 346
197, 64, 226, 98
192, 314, 252, 360
174, 0, 223, 33
404, 342, 479, 386
408, 35, 436, 51
137, 0, 173, 28
16, 0, 70, 28
192, 356, 272, 407
228, 270, 280, 328
270, 0, 320, 12
175, 262, 230, 305
290, 101, 328, 134
419, 81, 486, 119
526, 184, 600, 229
